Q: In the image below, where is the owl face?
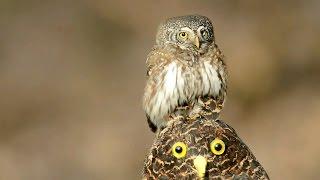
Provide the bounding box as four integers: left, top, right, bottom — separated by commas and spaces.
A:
143, 119, 266, 179
156, 15, 214, 51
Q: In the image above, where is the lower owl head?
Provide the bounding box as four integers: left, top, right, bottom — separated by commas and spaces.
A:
156, 15, 215, 51
143, 119, 267, 179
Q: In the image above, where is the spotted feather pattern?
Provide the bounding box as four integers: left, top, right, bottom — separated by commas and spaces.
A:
142, 118, 269, 179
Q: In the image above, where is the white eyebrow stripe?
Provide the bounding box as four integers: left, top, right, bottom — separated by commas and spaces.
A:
197, 26, 205, 31
180, 27, 193, 31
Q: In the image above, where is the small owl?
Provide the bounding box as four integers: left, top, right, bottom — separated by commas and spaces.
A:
143, 118, 269, 179
143, 15, 227, 132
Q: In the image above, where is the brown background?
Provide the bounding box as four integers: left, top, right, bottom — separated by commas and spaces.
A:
1, 0, 320, 179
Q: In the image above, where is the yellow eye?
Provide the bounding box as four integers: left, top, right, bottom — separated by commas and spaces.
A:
172, 142, 187, 159
210, 138, 225, 155
178, 32, 188, 40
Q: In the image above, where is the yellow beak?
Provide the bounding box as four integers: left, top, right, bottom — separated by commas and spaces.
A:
193, 155, 207, 179
193, 36, 200, 48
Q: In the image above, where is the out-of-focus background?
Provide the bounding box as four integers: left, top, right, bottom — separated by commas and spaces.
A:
1, 0, 319, 179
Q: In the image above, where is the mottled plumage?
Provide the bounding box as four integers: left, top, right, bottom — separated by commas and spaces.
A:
143, 118, 269, 179
143, 15, 227, 132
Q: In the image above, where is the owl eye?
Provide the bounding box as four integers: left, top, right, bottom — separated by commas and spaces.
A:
178, 31, 188, 41
200, 29, 209, 40
172, 142, 187, 159
210, 138, 226, 155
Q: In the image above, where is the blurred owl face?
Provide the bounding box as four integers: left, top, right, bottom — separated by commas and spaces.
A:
156, 15, 214, 51
143, 119, 255, 179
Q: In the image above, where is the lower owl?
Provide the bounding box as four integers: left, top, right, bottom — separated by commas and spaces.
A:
143, 118, 269, 179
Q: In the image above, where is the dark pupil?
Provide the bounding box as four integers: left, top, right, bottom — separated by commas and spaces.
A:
214, 143, 222, 151
175, 146, 183, 153
181, 32, 186, 37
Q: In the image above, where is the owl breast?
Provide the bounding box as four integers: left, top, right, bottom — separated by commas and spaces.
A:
143, 58, 222, 128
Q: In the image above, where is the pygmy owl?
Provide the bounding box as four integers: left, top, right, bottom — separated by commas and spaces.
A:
143, 118, 269, 179
143, 15, 227, 132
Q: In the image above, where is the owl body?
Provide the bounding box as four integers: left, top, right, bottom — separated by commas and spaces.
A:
143, 118, 269, 179
143, 15, 227, 132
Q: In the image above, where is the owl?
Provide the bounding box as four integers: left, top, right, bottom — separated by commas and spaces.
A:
143, 15, 227, 132
143, 118, 269, 179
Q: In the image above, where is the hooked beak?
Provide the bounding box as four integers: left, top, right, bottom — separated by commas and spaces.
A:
193, 155, 207, 179
192, 36, 200, 49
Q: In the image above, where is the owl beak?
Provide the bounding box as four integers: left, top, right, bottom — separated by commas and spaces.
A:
193, 155, 207, 178
193, 36, 200, 49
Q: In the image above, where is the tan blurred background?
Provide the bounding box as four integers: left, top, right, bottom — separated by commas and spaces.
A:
0, 0, 320, 179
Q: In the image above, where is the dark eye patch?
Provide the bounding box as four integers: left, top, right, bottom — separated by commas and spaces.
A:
200, 29, 209, 39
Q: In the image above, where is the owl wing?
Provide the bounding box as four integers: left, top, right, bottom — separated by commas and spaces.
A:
209, 44, 227, 97
144, 46, 180, 132
146, 46, 176, 77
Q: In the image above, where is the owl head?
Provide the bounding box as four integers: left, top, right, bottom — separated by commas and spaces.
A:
156, 15, 215, 51
143, 118, 269, 179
